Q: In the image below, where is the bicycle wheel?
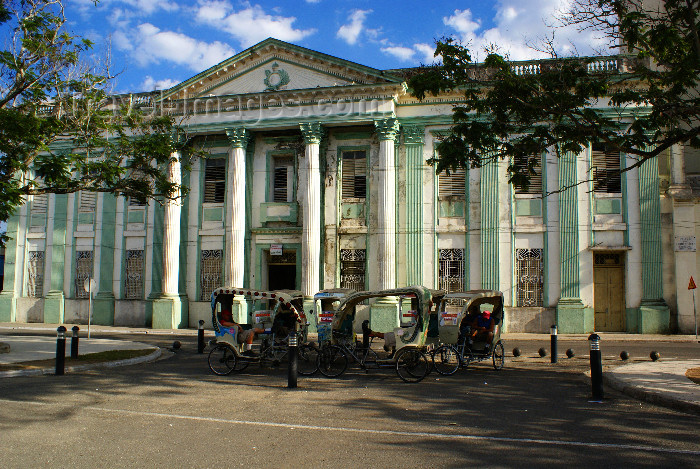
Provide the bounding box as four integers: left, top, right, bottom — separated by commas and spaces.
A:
297, 344, 319, 376
395, 347, 429, 383
432, 344, 461, 376
208, 344, 237, 375
492, 341, 505, 370
317, 344, 348, 378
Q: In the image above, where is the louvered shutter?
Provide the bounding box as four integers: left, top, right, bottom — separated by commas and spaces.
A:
342, 151, 366, 199
203, 158, 226, 203
438, 168, 466, 198
514, 154, 543, 194
591, 144, 621, 193
31, 193, 48, 214
78, 191, 97, 212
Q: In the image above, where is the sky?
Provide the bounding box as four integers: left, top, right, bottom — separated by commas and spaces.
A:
62, 0, 612, 94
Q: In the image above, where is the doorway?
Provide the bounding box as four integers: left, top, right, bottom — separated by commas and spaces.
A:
593, 253, 626, 332
267, 250, 296, 291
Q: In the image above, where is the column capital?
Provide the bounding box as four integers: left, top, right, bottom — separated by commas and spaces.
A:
225, 127, 250, 149
374, 118, 400, 141
299, 122, 325, 144
402, 125, 425, 145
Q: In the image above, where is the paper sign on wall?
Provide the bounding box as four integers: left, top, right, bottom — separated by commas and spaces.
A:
675, 236, 696, 252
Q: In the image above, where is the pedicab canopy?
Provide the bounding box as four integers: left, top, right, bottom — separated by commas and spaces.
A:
331, 286, 444, 347
435, 290, 504, 344
210, 287, 305, 336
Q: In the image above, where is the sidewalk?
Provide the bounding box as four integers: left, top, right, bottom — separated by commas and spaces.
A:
1, 323, 698, 415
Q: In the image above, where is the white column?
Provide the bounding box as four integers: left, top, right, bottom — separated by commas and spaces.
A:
162, 153, 181, 295
225, 128, 249, 287
299, 123, 323, 297
497, 159, 513, 306
375, 118, 400, 290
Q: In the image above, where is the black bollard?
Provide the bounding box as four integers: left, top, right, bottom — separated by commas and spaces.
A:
56, 326, 67, 376
550, 324, 558, 364
70, 326, 80, 359
288, 331, 298, 389
197, 320, 205, 354
588, 333, 603, 402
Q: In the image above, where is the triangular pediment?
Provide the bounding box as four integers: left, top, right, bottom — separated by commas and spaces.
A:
161, 38, 403, 100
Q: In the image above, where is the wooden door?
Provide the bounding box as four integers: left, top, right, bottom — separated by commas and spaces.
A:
593, 253, 625, 332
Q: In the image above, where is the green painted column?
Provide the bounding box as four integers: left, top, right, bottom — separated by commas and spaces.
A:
481, 158, 499, 290
638, 154, 670, 333
44, 194, 68, 323
556, 150, 590, 333
403, 125, 424, 286
0, 213, 20, 321
93, 193, 116, 325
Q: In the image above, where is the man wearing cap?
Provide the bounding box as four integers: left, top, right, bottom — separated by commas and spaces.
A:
469, 310, 495, 350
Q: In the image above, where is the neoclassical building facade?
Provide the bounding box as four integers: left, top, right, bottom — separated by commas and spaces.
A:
0, 38, 693, 333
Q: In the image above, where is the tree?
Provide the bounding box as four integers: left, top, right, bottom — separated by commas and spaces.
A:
408, 0, 699, 191
0, 0, 197, 246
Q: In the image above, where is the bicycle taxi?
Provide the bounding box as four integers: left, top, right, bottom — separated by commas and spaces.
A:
430, 290, 505, 375
207, 287, 319, 376
317, 285, 444, 383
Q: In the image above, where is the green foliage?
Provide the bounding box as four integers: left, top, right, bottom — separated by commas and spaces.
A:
409, 0, 700, 191
0, 1, 201, 246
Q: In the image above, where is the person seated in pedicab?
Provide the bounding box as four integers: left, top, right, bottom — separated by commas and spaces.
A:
361, 319, 396, 356
272, 310, 296, 340
469, 310, 495, 351
219, 306, 265, 357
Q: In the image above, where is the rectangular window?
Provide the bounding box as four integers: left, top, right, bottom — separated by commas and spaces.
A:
341, 151, 367, 199
513, 154, 543, 194
339, 249, 366, 291
438, 249, 465, 293
272, 155, 293, 202
124, 250, 144, 299
75, 251, 93, 299
203, 158, 226, 203
591, 144, 621, 193
438, 168, 466, 198
128, 197, 146, 206
200, 249, 223, 300
27, 251, 44, 297
516, 248, 544, 307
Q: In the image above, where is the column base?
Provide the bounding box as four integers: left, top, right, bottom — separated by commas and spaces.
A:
44, 290, 65, 324
151, 294, 189, 329
370, 296, 399, 333
231, 295, 248, 324
93, 293, 115, 326
638, 300, 670, 334
302, 297, 318, 333
0, 292, 17, 322
556, 298, 593, 334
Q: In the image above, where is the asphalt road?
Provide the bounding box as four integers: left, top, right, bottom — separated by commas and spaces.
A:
0, 333, 698, 468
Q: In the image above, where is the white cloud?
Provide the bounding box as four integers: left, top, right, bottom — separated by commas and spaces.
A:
140, 76, 180, 92
381, 46, 415, 62
381, 43, 437, 64
443, 1, 610, 61
337, 9, 372, 45
414, 43, 438, 64
116, 23, 235, 71
195, 1, 316, 47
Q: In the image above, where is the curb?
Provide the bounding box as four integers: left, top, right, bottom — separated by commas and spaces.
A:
603, 372, 700, 417
0, 347, 163, 378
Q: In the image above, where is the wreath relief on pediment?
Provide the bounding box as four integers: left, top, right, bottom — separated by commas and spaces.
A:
263, 62, 290, 91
